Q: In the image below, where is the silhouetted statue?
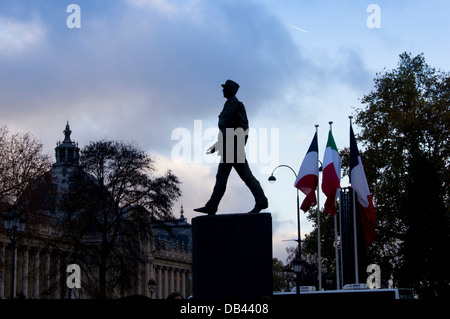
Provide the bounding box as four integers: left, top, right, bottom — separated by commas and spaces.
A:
194, 80, 268, 215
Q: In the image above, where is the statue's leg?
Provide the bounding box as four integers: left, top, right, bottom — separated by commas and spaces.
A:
205, 162, 233, 212
234, 159, 268, 208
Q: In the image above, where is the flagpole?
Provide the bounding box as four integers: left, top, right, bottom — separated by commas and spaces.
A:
349, 116, 359, 284
329, 121, 341, 290
315, 124, 322, 291
297, 186, 302, 295
339, 188, 344, 288
352, 187, 359, 283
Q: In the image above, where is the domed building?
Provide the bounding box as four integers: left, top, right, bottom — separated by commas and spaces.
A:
18, 122, 97, 223
0, 123, 192, 299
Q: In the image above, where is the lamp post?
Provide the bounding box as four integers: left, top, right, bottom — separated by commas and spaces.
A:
3, 210, 26, 299
147, 278, 157, 299
292, 256, 302, 293
268, 164, 302, 296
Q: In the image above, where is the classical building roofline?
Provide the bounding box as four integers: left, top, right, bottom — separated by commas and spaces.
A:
54, 121, 80, 167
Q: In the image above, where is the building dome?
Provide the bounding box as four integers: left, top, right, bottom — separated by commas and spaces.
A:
54, 121, 80, 167
18, 123, 97, 220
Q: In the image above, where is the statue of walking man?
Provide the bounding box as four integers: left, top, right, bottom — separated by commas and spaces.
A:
194, 80, 268, 215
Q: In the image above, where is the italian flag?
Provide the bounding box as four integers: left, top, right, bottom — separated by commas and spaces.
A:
321, 130, 341, 216
294, 132, 319, 212
350, 124, 376, 245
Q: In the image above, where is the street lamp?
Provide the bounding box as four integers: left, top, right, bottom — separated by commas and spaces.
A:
293, 256, 302, 274
292, 256, 302, 294
3, 210, 26, 299
268, 164, 302, 296
267, 175, 276, 183
147, 278, 157, 299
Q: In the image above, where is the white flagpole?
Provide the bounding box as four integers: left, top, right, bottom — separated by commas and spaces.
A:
315, 124, 322, 291
339, 188, 344, 288
329, 121, 341, 290
352, 187, 359, 283
349, 116, 359, 283
334, 195, 341, 289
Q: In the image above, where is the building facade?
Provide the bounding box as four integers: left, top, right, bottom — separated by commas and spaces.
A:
0, 123, 192, 299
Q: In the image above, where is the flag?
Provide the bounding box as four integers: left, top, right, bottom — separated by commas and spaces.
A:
294, 132, 319, 212
321, 130, 341, 216
350, 124, 376, 245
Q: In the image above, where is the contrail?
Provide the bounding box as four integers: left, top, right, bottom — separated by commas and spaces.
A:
286, 23, 308, 33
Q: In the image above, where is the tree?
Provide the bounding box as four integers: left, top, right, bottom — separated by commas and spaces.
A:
400, 153, 450, 298
58, 139, 181, 298
303, 207, 336, 273
272, 258, 287, 292
0, 125, 51, 209
353, 52, 450, 298
299, 207, 341, 290
285, 243, 320, 290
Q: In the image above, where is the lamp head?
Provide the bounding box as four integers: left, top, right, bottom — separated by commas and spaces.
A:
293, 256, 302, 273
268, 175, 277, 183
148, 279, 157, 293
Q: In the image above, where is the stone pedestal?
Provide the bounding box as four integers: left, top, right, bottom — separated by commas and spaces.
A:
192, 213, 273, 299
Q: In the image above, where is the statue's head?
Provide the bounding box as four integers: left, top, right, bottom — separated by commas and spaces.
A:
221, 79, 239, 98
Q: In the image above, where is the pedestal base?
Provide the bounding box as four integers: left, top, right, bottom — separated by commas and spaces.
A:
192, 213, 273, 299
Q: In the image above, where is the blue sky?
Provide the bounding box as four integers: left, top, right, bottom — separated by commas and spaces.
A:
1, 0, 449, 262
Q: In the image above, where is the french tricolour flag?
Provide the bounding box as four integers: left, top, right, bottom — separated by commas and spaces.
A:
350, 124, 376, 245
294, 132, 319, 212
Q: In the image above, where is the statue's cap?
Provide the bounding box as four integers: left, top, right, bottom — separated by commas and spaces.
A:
221, 79, 239, 93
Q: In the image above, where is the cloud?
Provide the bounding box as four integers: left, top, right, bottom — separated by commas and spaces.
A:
125, 0, 182, 16
0, 0, 308, 155
0, 0, 387, 264
0, 15, 45, 57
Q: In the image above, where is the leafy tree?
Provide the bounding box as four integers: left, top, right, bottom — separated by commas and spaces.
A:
353, 52, 450, 298
303, 207, 336, 273
400, 153, 449, 298
301, 53, 450, 297
272, 258, 287, 292
298, 207, 342, 290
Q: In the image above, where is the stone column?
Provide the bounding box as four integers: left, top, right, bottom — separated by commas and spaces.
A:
0, 243, 5, 299
163, 267, 168, 299
136, 263, 142, 295
22, 247, 29, 298
187, 271, 192, 298
33, 249, 40, 299
169, 268, 174, 293
143, 262, 149, 297
176, 269, 180, 292
11, 245, 17, 298
43, 251, 50, 297
157, 267, 162, 299
54, 257, 60, 299
181, 270, 186, 298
